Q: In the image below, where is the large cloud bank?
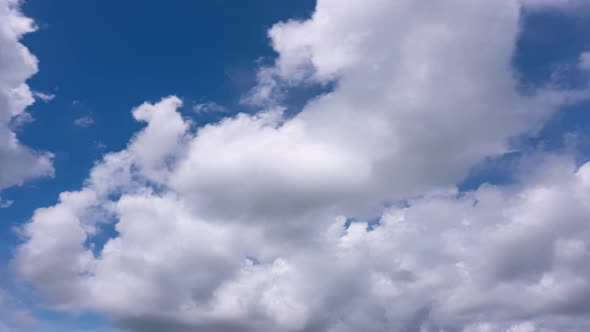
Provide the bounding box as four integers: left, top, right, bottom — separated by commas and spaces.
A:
11, 0, 590, 331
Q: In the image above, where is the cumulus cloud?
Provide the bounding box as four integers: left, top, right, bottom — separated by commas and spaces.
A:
177, 0, 588, 223
15, 106, 590, 332
0, 0, 54, 192
11, 0, 590, 332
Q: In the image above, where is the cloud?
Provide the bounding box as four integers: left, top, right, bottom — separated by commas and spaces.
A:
11, 1, 590, 332
521, 0, 590, 9
193, 101, 228, 114
32, 91, 55, 103
73, 115, 94, 127
579, 51, 590, 71
175, 0, 589, 223
0, 198, 14, 208
15, 110, 590, 332
9, 111, 34, 129
0, 0, 54, 192
0, 288, 39, 330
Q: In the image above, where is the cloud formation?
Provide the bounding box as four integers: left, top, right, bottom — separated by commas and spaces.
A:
0, 0, 53, 192
11, 0, 590, 331
73, 114, 95, 128
32, 91, 55, 103
193, 101, 228, 114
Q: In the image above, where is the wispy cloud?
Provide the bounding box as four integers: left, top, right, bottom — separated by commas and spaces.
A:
579, 51, 590, 71
73, 115, 94, 127
193, 101, 228, 114
32, 91, 55, 103
95, 141, 107, 150
10, 112, 34, 129
0, 198, 14, 208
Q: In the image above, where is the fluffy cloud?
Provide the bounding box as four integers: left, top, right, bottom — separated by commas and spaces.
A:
15, 106, 590, 331
0, 0, 53, 192
11, 0, 590, 332
175, 0, 587, 223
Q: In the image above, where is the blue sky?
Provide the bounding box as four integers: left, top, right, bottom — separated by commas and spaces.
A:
2, 1, 590, 332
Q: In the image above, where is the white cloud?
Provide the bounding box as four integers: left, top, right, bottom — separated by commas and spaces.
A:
11, 1, 590, 332
15, 118, 590, 332
9, 111, 34, 129
193, 101, 228, 114
175, 0, 589, 223
73, 115, 94, 127
32, 91, 55, 103
0, 0, 54, 192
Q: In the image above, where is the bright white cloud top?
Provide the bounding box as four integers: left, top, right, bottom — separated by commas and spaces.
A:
7, 0, 590, 331
0, 0, 53, 195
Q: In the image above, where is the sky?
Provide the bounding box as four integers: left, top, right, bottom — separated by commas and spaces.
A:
2, 0, 590, 331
